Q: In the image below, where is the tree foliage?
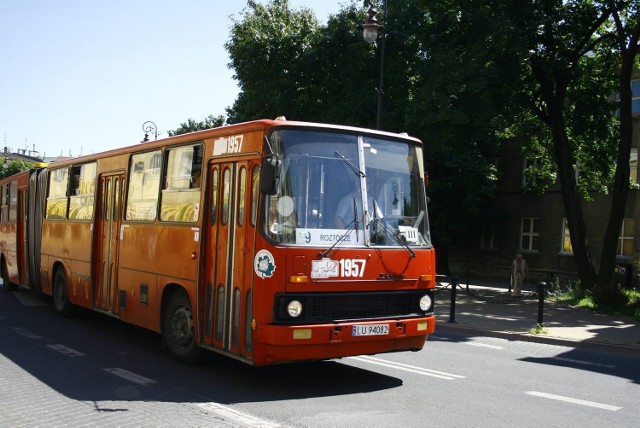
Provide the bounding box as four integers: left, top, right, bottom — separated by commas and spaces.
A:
225, 0, 321, 123
508, 0, 639, 305
0, 158, 34, 179
222, 0, 640, 302
167, 114, 226, 136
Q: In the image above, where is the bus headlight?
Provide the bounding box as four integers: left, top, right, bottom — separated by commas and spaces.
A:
287, 300, 303, 318
419, 294, 432, 312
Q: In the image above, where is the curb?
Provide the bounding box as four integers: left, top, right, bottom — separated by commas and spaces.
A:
435, 322, 640, 356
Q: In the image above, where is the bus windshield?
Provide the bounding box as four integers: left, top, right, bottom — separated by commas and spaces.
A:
263, 129, 432, 248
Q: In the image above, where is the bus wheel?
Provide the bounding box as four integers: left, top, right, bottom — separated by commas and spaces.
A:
53, 269, 74, 317
0, 261, 17, 292
163, 291, 201, 364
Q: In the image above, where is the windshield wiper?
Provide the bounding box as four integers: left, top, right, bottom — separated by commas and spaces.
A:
335, 151, 365, 178
318, 198, 359, 259
370, 216, 416, 258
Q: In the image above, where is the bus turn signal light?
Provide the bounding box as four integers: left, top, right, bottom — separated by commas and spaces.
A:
289, 275, 308, 284
419, 274, 433, 284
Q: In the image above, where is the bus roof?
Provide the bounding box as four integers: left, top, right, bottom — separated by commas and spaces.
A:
47, 118, 423, 168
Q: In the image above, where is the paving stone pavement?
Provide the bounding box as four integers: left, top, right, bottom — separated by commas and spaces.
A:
434, 281, 640, 354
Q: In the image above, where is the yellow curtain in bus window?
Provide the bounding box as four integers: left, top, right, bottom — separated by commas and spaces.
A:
160, 145, 200, 223
46, 168, 69, 219
69, 163, 97, 220
126, 151, 161, 222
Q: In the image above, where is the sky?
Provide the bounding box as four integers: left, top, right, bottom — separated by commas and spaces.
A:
0, 0, 347, 160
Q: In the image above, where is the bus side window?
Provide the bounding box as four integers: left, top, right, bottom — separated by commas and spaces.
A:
8, 181, 17, 222
46, 168, 69, 219
251, 165, 260, 227
0, 185, 5, 222
237, 166, 246, 227
126, 151, 161, 222
68, 163, 96, 220
159, 143, 202, 223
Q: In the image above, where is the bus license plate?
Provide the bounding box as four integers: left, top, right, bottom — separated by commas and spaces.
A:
352, 324, 389, 336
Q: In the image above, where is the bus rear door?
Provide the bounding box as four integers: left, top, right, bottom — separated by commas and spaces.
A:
93, 172, 125, 315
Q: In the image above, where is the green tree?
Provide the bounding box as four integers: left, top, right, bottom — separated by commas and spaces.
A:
405, 0, 527, 271
0, 158, 34, 179
223, 0, 640, 303
167, 114, 226, 136
594, 1, 640, 303
512, 0, 640, 305
225, 0, 321, 123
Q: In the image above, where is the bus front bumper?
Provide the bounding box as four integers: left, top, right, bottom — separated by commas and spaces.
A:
252, 315, 436, 366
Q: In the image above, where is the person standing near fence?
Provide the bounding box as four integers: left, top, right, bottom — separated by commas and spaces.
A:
511, 253, 528, 297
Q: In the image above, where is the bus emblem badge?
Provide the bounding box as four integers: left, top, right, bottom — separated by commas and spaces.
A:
254, 249, 276, 278
311, 258, 339, 279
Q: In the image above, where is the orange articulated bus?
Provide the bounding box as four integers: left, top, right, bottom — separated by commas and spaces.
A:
0, 119, 436, 366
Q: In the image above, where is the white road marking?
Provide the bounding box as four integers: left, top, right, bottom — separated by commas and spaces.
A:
348, 355, 465, 380
47, 344, 85, 357
552, 357, 615, 369
11, 327, 42, 339
197, 403, 283, 428
464, 342, 504, 350
526, 391, 622, 411
103, 368, 157, 386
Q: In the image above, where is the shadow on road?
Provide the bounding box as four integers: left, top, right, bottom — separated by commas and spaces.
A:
1, 289, 402, 406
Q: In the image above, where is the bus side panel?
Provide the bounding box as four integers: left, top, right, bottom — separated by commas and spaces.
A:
0, 172, 29, 287
116, 267, 160, 331
68, 222, 94, 308
119, 224, 200, 282
250, 237, 288, 328
40, 221, 93, 306
0, 223, 17, 278
39, 254, 52, 295
70, 260, 92, 308
118, 223, 200, 330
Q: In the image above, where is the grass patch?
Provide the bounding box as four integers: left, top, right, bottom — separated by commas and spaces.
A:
529, 323, 548, 335
551, 280, 640, 321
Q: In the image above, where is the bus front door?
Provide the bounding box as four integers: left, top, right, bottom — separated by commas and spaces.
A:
93, 173, 124, 315
202, 160, 252, 358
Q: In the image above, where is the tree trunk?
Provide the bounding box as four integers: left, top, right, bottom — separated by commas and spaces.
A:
549, 107, 598, 291
595, 33, 637, 306
538, 75, 599, 291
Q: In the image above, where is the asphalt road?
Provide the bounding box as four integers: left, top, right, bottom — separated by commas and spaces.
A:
2, 288, 639, 427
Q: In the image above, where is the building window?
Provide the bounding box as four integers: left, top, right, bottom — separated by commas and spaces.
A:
480, 223, 497, 249
560, 218, 573, 254
618, 218, 634, 258
520, 217, 539, 251
480, 232, 496, 249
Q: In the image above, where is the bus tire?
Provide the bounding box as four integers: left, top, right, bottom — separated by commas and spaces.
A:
163, 290, 201, 364
53, 268, 74, 317
0, 260, 17, 292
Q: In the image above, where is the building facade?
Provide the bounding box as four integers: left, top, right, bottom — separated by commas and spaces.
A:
447, 83, 640, 288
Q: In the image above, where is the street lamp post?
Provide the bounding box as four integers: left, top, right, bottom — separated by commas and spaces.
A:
142, 121, 158, 142
360, 1, 387, 130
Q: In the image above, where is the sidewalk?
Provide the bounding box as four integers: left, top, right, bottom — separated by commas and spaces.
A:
434, 281, 640, 354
